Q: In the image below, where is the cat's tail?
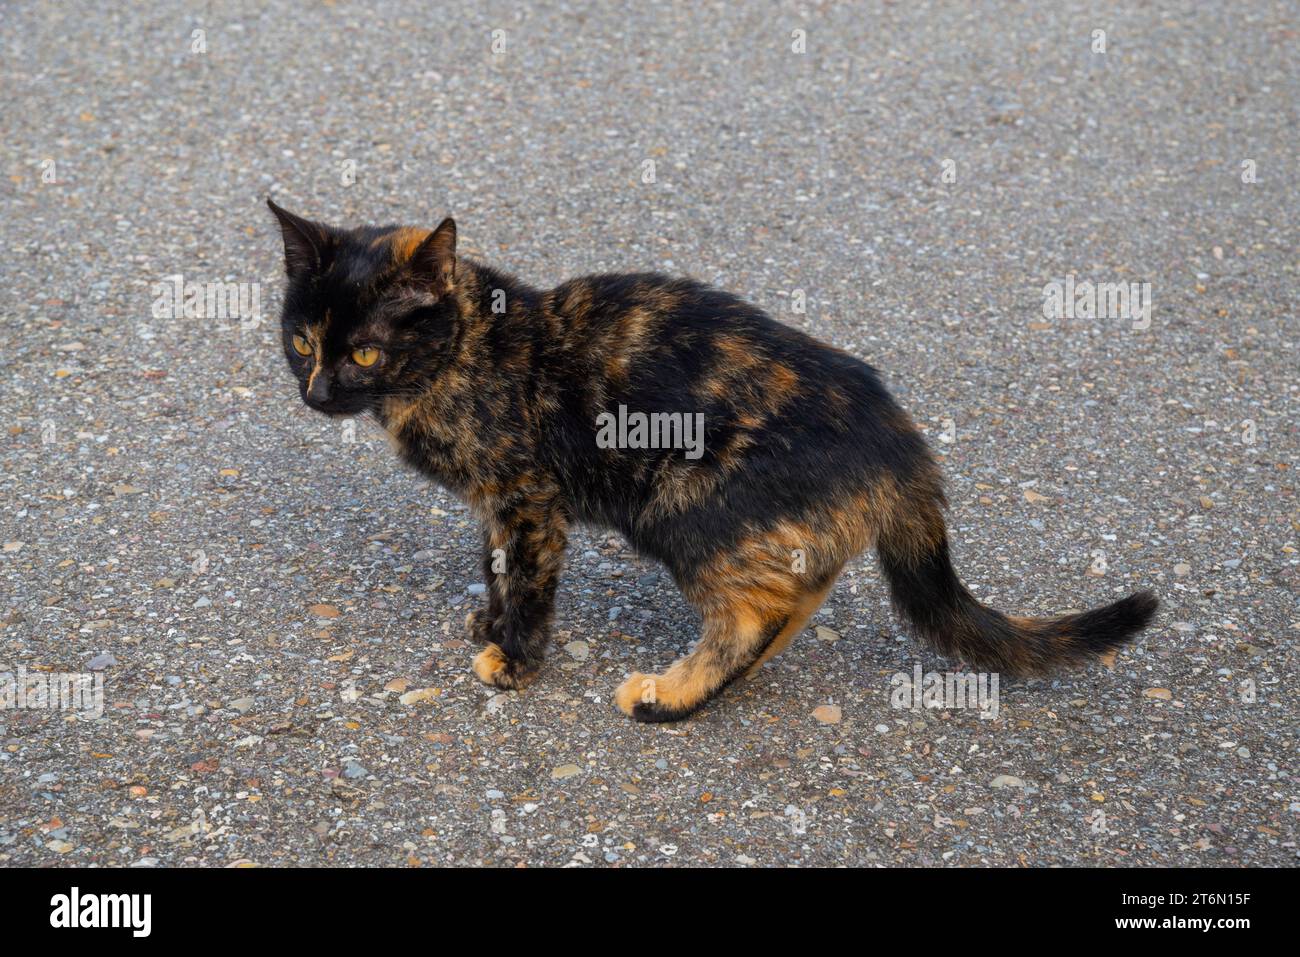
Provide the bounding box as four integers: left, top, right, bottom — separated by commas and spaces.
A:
875, 499, 1158, 674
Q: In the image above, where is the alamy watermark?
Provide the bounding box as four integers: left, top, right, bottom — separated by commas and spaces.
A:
596, 404, 705, 460
890, 664, 999, 720
50, 887, 151, 937
1, 665, 104, 719
151, 274, 263, 329
1042, 275, 1151, 331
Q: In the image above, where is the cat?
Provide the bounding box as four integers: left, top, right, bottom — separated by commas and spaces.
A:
267, 199, 1159, 722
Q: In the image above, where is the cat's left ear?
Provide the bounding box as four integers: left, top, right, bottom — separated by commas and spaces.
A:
411, 217, 457, 292
266, 198, 335, 278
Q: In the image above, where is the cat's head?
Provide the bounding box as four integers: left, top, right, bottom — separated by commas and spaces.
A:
267, 199, 461, 417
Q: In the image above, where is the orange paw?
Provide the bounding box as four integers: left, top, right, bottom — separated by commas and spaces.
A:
614, 672, 658, 715
471, 643, 537, 690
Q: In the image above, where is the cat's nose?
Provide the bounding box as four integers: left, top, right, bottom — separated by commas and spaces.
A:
306, 369, 333, 405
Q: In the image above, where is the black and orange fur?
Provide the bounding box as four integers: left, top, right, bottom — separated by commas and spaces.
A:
268, 200, 1159, 722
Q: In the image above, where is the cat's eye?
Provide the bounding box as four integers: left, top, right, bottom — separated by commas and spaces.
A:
291, 334, 312, 357
351, 347, 380, 367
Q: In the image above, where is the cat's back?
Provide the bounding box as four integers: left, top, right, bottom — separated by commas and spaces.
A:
538, 269, 907, 475
546, 270, 831, 357
546, 271, 733, 334
535, 269, 918, 549
544, 270, 883, 395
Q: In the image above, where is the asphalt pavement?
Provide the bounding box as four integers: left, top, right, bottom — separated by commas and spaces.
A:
0, 0, 1296, 866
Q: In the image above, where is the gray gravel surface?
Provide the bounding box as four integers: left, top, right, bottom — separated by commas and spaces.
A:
1, 0, 1296, 867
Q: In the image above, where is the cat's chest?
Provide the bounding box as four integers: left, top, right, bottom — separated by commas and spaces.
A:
381, 396, 498, 496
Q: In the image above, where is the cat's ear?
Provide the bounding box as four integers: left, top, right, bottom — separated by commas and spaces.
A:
266, 198, 335, 278
410, 217, 457, 292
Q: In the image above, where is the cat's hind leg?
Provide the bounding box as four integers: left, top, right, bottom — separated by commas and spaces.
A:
743, 573, 839, 677
614, 569, 837, 722
614, 604, 773, 722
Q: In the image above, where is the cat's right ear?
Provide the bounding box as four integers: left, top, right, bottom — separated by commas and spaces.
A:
266, 199, 335, 278
410, 217, 457, 293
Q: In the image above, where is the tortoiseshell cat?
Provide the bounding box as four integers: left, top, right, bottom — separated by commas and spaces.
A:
267, 200, 1158, 722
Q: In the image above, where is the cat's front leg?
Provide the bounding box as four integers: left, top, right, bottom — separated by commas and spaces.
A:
469, 490, 568, 691
464, 607, 495, 645
463, 525, 507, 646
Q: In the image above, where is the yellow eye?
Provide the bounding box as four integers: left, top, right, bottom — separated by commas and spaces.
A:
291, 334, 312, 356
351, 347, 380, 367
